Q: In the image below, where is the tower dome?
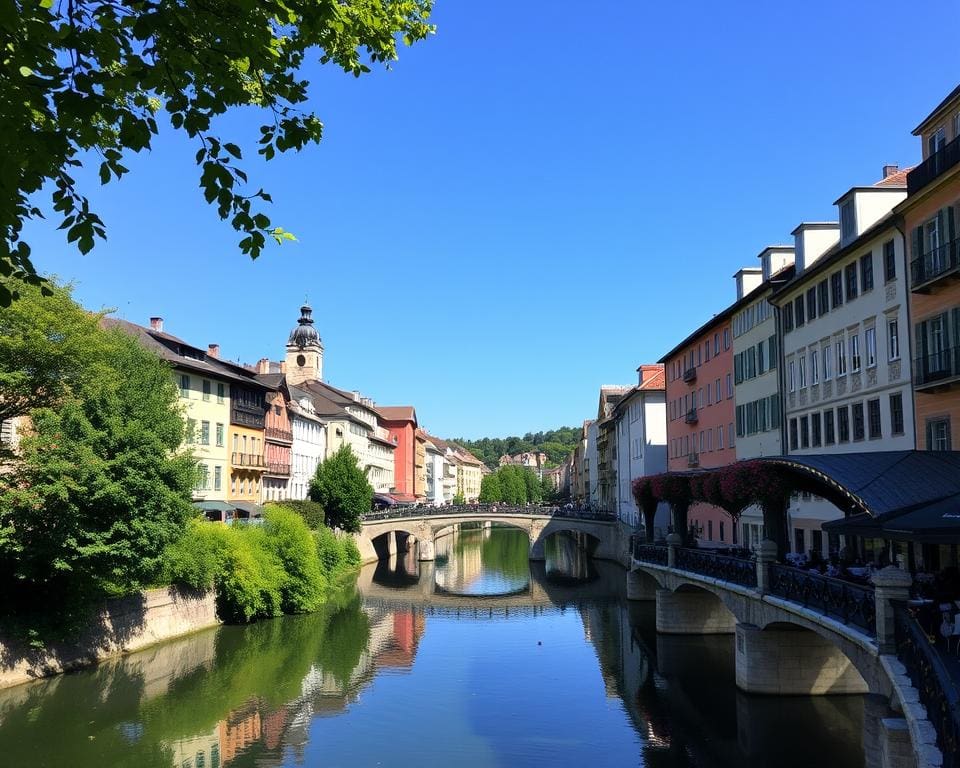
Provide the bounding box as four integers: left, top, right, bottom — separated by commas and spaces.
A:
288, 304, 320, 349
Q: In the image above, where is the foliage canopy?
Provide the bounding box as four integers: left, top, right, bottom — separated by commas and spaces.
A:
2, 0, 434, 305
309, 444, 372, 532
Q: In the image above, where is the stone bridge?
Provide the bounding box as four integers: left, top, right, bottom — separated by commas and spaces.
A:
631, 540, 942, 768
353, 505, 623, 565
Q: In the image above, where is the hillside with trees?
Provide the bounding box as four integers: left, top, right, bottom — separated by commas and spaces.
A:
449, 427, 580, 469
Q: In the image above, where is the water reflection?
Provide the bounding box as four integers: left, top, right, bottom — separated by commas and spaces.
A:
0, 529, 866, 768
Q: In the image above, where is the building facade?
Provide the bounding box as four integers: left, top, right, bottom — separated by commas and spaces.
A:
379, 406, 419, 501
612, 365, 668, 536
227, 380, 269, 507
262, 385, 293, 502
287, 389, 327, 501
899, 85, 960, 452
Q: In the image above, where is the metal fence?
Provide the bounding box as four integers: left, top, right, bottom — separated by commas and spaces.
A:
768, 564, 876, 636
633, 544, 668, 566
675, 548, 757, 589
361, 504, 616, 524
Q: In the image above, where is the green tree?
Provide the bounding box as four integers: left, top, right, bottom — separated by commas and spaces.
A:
523, 469, 542, 504
540, 474, 557, 503
498, 465, 526, 505
3, 0, 434, 306
0, 293, 197, 615
452, 492, 466, 505
478, 473, 502, 503
309, 444, 372, 533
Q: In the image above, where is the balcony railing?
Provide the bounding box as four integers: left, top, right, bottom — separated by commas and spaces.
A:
675, 548, 757, 589
685, 407, 698, 424
910, 238, 960, 292
265, 427, 293, 443
266, 462, 290, 476
908, 134, 960, 195
893, 602, 960, 768
687, 452, 699, 468
768, 564, 875, 636
231, 452, 265, 469
682, 366, 697, 383
913, 346, 960, 389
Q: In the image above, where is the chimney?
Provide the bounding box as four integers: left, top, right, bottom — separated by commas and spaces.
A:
208, 343, 220, 358
257, 357, 271, 374
882, 164, 900, 179
149, 316, 163, 332
279, 361, 287, 373
352, 390, 361, 402
638, 364, 663, 385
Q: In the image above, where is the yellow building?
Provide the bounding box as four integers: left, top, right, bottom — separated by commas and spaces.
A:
227, 380, 270, 510
452, 447, 483, 502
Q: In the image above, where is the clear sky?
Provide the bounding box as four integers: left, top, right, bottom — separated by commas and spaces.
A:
24, 1, 960, 439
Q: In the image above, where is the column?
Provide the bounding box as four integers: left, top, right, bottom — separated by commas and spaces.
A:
417, 538, 435, 562
755, 539, 778, 594
871, 566, 912, 654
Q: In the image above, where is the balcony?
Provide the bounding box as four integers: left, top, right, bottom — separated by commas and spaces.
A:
265, 426, 293, 443
908, 135, 960, 195
685, 407, 698, 424
910, 238, 960, 293
231, 452, 265, 469
682, 366, 697, 383
913, 346, 960, 391
687, 452, 699, 468
266, 462, 290, 476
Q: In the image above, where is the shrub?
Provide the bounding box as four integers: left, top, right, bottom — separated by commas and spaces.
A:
263, 505, 326, 613
162, 517, 232, 590
215, 525, 284, 623
273, 499, 324, 529
315, 526, 361, 577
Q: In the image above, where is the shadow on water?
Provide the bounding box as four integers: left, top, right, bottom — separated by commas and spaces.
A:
0, 526, 865, 768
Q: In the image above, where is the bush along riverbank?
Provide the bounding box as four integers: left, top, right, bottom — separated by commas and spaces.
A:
163, 504, 362, 624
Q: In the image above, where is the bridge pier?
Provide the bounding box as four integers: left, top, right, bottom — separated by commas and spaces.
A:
385, 530, 397, 557
417, 539, 435, 561
735, 623, 868, 695
656, 588, 736, 634
626, 569, 657, 601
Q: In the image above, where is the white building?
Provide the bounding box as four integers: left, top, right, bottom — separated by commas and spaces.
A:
612, 365, 668, 538
423, 437, 446, 504
771, 167, 914, 557
732, 248, 795, 548
585, 420, 599, 509
287, 388, 327, 500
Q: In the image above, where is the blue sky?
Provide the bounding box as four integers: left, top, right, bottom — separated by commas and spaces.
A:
25, 1, 960, 439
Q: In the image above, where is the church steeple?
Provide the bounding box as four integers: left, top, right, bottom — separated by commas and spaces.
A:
285, 303, 323, 386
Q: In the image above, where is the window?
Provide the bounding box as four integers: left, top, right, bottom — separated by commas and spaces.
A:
200, 420, 210, 445
705, 340, 711, 362
845, 263, 858, 300
927, 417, 952, 451
890, 393, 904, 435
824, 410, 836, 445
789, 418, 798, 450
180, 374, 190, 398
186, 418, 196, 444
836, 340, 847, 375
726, 373, 733, 398
783, 302, 794, 333
200, 379, 210, 401
831, 272, 844, 309
838, 406, 850, 442
715, 378, 721, 402
811, 412, 822, 447
860, 253, 874, 292
822, 345, 833, 380
806, 287, 817, 322
852, 402, 865, 441
868, 399, 881, 439
723, 328, 730, 350
807, 350, 818, 385
798, 356, 806, 387
840, 200, 855, 241
794, 296, 805, 327
214, 465, 222, 491
231, 474, 237, 494
929, 126, 947, 157
817, 280, 829, 316
714, 333, 720, 355
800, 415, 809, 448
196, 463, 209, 491
888, 319, 900, 361
216, 382, 225, 403
788, 360, 796, 392
216, 422, 224, 447
883, 240, 896, 282
708, 520, 713, 540
768, 334, 778, 368
718, 424, 724, 449
865, 327, 877, 368
729, 422, 734, 447
719, 521, 725, 542
850, 334, 861, 372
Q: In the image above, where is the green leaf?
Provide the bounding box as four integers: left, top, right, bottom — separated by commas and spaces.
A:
18, 66, 33, 77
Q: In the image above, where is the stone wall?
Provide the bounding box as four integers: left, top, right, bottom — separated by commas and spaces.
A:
0, 586, 219, 690
655, 588, 737, 634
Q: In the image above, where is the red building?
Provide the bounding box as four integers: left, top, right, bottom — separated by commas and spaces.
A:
378, 406, 419, 501
660, 312, 737, 547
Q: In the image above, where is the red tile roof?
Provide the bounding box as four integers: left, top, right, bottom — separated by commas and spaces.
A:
873, 167, 913, 187
378, 406, 417, 424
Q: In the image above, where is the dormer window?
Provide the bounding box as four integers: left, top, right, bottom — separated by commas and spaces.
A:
840, 200, 856, 242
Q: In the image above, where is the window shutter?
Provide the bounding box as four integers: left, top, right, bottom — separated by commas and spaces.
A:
948, 420, 954, 451
926, 420, 933, 450
949, 206, 957, 243
912, 226, 923, 259
916, 321, 926, 360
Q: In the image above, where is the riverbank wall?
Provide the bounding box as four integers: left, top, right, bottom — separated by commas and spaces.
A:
0, 586, 219, 691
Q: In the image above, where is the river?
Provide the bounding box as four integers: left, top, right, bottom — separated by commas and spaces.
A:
0, 526, 865, 767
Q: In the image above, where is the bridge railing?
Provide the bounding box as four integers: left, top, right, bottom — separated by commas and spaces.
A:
361, 504, 617, 523
633, 543, 668, 566
768, 564, 876, 637
675, 548, 757, 589
893, 602, 960, 768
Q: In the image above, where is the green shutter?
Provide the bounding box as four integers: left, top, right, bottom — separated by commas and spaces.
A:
926, 420, 934, 450
912, 226, 924, 259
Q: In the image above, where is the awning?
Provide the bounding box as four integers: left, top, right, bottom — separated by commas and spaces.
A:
390, 493, 418, 505
824, 497, 960, 543
193, 501, 235, 512
373, 493, 396, 508
232, 501, 264, 517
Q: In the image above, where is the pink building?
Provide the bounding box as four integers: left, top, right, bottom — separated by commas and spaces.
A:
661, 313, 737, 547
378, 406, 419, 501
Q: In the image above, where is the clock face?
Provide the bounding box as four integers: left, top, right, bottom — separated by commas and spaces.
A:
297, 354, 306, 367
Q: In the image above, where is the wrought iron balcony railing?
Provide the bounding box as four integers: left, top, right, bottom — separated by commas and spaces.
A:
908, 134, 960, 195
682, 366, 697, 383
913, 346, 960, 389
910, 238, 960, 292
675, 548, 757, 588
685, 408, 698, 424
687, 452, 699, 468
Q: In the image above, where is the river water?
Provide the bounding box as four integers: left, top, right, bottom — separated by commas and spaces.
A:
0, 526, 865, 767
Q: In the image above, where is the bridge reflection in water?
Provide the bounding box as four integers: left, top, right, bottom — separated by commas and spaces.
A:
0, 527, 864, 768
